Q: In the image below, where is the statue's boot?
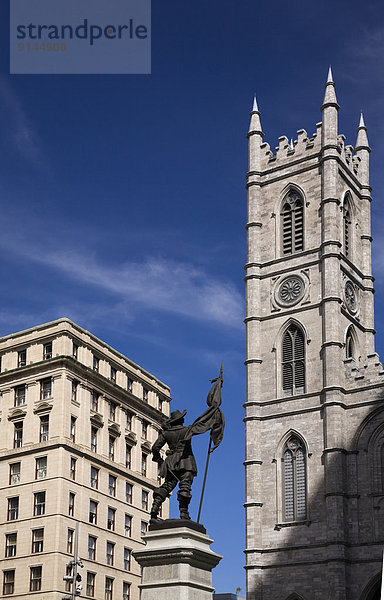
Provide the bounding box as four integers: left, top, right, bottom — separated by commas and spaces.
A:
150, 488, 168, 521
178, 496, 191, 520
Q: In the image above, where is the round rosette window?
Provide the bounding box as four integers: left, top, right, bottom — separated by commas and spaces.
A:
344, 281, 357, 314
276, 275, 305, 307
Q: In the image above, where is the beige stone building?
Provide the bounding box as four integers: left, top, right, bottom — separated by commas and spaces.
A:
245, 70, 384, 600
0, 318, 170, 599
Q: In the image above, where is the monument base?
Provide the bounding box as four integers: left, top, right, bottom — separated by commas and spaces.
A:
133, 520, 222, 600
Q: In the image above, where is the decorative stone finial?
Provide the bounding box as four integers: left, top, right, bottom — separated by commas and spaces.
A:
252, 95, 259, 113
327, 65, 334, 83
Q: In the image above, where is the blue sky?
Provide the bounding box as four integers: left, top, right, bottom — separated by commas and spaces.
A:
1, 0, 384, 594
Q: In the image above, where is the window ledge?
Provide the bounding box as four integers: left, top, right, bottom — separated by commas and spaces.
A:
274, 520, 311, 530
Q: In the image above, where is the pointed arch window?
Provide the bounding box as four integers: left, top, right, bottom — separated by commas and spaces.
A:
281, 190, 304, 255
283, 436, 307, 521
282, 324, 305, 396
343, 195, 352, 257
345, 326, 355, 359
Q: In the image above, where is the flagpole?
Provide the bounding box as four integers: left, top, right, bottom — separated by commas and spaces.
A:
381, 549, 384, 600
197, 437, 212, 523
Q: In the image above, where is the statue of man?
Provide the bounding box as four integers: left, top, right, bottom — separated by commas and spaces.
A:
150, 409, 196, 520
150, 366, 225, 522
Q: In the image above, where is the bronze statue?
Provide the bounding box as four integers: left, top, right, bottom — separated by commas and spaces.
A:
150, 366, 225, 522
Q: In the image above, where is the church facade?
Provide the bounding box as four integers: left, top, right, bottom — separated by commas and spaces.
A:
244, 71, 384, 600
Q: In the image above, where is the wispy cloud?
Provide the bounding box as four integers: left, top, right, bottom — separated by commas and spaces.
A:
4, 237, 243, 328
0, 78, 43, 164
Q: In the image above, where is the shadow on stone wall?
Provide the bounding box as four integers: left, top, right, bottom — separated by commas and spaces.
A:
246, 400, 384, 600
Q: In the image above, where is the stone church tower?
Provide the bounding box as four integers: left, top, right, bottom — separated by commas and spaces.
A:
244, 70, 384, 600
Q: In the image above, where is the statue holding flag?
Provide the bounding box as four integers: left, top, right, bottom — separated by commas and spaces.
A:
150, 365, 225, 522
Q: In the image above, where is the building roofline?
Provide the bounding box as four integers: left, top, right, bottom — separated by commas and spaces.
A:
0, 317, 170, 392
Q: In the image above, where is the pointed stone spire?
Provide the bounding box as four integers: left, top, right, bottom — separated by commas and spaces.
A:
355, 112, 370, 185
248, 95, 264, 171
322, 66, 339, 109
355, 111, 370, 150
248, 95, 263, 136
321, 67, 339, 146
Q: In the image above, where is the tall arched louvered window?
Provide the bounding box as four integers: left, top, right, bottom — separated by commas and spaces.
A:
282, 324, 305, 396
283, 436, 307, 521
281, 190, 304, 255
345, 326, 355, 359
343, 195, 352, 257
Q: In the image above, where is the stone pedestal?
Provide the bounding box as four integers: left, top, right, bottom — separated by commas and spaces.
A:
133, 520, 222, 600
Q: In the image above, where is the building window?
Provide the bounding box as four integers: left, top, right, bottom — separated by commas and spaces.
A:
43, 341, 52, 360
91, 427, 98, 452
141, 521, 148, 536
18, 349, 26, 367
125, 445, 131, 469
89, 500, 98, 524
90, 466, 99, 489
127, 377, 133, 392
158, 397, 163, 412
109, 436, 115, 461
14, 421, 23, 448
73, 342, 78, 359
141, 453, 147, 477
32, 528, 44, 553
40, 378, 52, 400
107, 507, 116, 531
93, 355, 99, 372
282, 323, 305, 396
346, 326, 355, 359
14, 384, 26, 406
68, 492, 75, 516
40, 415, 49, 442
123, 582, 131, 600
71, 380, 78, 403
142, 421, 148, 439
70, 416, 77, 442
105, 577, 113, 600
86, 572, 95, 597
64, 564, 72, 592
281, 189, 304, 255
88, 535, 96, 560
126, 483, 133, 503
34, 491, 46, 516
124, 547, 131, 570
67, 529, 74, 554
125, 514, 132, 537
109, 401, 116, 421
143, 387, 149, 402
110, 366, 116, 382
142, 490, 149, 511
9, 463, 21, 485
106, 542, 115, 566
91, 391, 99, 412
7, 497, 19, 521
109, 475, 116, 496
3, 570, 15, 595
343, 195, 352, 257
35, 457, 47, 479
70, 457, 77, 480
5, 533, 17, 557
283, 435, 307, 522
30, 566, 42, 592
125, 411, 133, 430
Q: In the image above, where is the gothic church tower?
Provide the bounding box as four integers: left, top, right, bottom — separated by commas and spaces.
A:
244, 70, 384, 600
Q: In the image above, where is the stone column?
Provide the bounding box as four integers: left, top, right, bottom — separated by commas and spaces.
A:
133, 521, 222, 600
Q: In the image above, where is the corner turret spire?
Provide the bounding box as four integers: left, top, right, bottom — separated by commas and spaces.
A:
321, 67, 339, 146
322, 66, 339, 109
247, 95, 263, 172
248, 95, 263, 136
355, 112, 370, 151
